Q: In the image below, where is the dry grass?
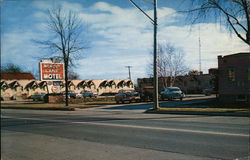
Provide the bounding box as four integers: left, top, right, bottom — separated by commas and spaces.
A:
158, 107, 249, 113
1, 103, 76, 111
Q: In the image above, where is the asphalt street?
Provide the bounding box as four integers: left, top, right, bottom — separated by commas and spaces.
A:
1, 106, 249, 160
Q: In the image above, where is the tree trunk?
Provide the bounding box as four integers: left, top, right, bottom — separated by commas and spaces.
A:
64, 63, 69, 106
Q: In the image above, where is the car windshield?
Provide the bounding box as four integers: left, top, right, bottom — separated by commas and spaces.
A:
131, 92, 139, 96
169, 88, 180, 92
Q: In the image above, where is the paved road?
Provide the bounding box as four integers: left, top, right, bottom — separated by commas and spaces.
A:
1, 108, 249, 160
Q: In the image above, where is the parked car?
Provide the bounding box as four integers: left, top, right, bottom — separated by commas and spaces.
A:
160, 87, 185, 101
31, 93, 46, 101
80, 91, 97, 98
115, 92, 131, 104
115, 92, 141, 104
118, 89, 134, 93
76, 93, 83, 98
130, 92, 141, 102
61, 91, 80, 99
99, 92, 117, 96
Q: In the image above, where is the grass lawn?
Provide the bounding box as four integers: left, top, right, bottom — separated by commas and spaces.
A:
157, 99, 249, 114
157, 107, 249, 113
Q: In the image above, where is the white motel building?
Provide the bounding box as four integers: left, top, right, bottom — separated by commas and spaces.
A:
0, 72, 134, 100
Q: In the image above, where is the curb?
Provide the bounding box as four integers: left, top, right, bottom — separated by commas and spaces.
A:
1, 106, 75, 111
145, 109, 250, 117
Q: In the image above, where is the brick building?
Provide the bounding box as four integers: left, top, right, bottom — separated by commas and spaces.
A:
218, 52, 250, 103
137, 71, 216, 94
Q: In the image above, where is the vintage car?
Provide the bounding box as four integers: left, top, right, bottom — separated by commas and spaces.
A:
115, 91, 141, 104
61, 91, 82, 98
80, 91, 97, 98
160, 87, 185, 101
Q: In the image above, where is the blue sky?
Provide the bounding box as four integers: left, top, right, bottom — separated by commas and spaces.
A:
1, 0, 249, 81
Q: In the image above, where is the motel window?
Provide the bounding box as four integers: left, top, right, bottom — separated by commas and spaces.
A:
228, 68, 236, 82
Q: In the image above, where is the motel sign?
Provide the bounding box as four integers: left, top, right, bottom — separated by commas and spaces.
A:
40, 62, 64, 81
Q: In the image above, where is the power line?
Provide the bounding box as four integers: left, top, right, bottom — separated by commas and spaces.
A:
128, 0, 155, 24
128, 0, 159, 109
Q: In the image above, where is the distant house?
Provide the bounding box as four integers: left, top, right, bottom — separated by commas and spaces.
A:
218, 52, 250, 103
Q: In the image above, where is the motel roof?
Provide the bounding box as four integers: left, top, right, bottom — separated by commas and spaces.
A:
1, 73, 35, 80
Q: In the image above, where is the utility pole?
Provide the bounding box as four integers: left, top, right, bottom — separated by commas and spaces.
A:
153, 0, 159, 109
125, 66, 132, 80
128, 0, 159, 109
198, 25, 202, 74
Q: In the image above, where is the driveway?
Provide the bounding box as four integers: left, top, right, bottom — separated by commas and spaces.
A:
103, 95, 215, 110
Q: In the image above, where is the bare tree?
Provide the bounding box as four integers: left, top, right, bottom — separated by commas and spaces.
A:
40, 7, 86, 106
1, 63, 24, 73
68, 69, 81, 80
148, 43, 188, 88
184, 0, 250, 45
188, 70, 201, 76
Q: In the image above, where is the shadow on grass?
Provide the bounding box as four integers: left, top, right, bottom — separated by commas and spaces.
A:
185, 99, 250, 108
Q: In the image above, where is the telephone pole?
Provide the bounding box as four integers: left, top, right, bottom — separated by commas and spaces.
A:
153, 0, 159, 109
198, 25, 202, 74
125, 66, 132, 80
128, 0, 159, 109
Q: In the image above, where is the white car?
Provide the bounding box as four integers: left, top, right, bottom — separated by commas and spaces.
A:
75, 93, 83, 98
160, 87, 185, 101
